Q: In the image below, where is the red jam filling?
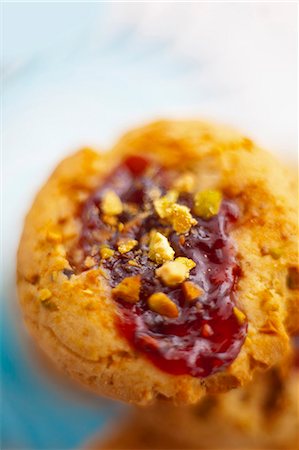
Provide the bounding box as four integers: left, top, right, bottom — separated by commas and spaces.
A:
71, 156, 247, 377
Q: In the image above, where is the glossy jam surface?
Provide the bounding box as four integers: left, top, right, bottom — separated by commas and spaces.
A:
72, 156, 247, 377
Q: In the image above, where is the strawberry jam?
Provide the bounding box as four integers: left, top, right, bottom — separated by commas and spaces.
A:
72, 156, 247, 378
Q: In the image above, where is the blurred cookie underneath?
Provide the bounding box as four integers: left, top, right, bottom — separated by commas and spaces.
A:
85, 364, 299, 450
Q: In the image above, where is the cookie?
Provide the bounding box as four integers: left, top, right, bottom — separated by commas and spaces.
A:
17, 120, 298, 405
88, 364, 299, 450
137, 363, 299, 450
84, 420, 176, 450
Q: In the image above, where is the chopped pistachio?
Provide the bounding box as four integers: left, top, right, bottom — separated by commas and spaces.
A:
148, 292, 179, 318
102, 190, 123, 216
168, 204, 197, 234
154, 190, 196, 234
112, 276, 141, 303
128, 260, 139, 267
118, 239, 138, 254
175, 257, 196, 271
154, 190, 178, 219
194, 189, 222, 219
233, 306, 246, 324
102, 215, 118, 226
173, 172, 196, 193
148, 231, 175, 264
100, 247, 115, 259
38, 288, 52, 301
182, 281, 203, 302
156, 257, 196, 286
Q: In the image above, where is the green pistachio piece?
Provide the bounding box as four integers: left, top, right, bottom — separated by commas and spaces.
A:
194, 190, 222, 220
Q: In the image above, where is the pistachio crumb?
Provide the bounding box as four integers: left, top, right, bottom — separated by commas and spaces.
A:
182, 281, 203, 302
128, 260, 139, 267
102, 215, 118, 226
148, 292, 179, 318
168, 204, 197, 234
102, 190, 123, 216
112, 276, 141, 303
156, 258, 196, 286
194, 190, 222, 219
148, 231, 175, 264
100, 247, 115, 259
175, 257, 196, 271
233, 306, 246, 324
154, 190, 196, 234
118, 239, 138, 254
154, 191, 178, 219
39, 288, 52, 301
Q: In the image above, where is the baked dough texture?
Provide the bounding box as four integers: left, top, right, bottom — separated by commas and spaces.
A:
85, 366, 299, 450
17, 120, 298, 405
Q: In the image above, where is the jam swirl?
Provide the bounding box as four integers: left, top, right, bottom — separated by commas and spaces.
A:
70, 156, 247, 377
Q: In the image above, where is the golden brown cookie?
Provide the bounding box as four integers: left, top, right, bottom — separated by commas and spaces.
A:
137, 364, 299, 450
17, 120, 298, 405
87, 365, 299, 450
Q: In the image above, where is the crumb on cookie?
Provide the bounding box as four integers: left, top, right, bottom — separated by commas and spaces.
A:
118, 239, 138, 254
100, 247, 115, 259
156, 258, 196, 286
148, 231, 175, 264
102, 190, 123, 216
38, 288, 52, 301
148, 292, 179, 318
183, 281, 203, 302
194, 189, 222, 219
112, 276, 141, 303
154, 191, 178, 219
